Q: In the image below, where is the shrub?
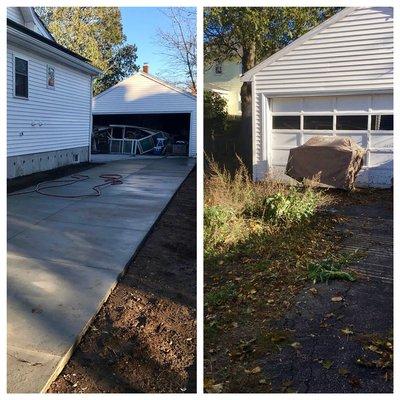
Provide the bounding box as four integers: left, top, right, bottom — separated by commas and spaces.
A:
204, 205, 235, 253
260, 188, 320, 224
204, 90, 228, 135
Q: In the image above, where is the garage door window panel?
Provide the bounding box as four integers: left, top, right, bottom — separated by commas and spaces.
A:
304, 115, 333, 130
272, 116, 300, 130
336, 115, 368, 130
371, 115, 393, 131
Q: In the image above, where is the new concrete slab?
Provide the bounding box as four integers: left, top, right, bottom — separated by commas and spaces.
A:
8, 254, 118, 357
7, 346, 62, 394
7, 157, 195, 393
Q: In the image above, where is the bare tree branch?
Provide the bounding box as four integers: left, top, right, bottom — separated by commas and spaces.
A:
157, 8, 197, 93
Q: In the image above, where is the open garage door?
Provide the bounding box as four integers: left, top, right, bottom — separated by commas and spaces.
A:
93, 113, 191, 156
268, 94, 393, 187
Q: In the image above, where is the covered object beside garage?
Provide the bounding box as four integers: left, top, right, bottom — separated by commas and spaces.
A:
92, 70, 197, 157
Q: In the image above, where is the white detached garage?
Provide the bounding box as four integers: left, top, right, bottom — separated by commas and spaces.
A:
242, 7, 393, 187
92, 70, 197, 157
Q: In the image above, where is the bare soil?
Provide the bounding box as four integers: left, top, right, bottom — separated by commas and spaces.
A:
49, 169, 197, 393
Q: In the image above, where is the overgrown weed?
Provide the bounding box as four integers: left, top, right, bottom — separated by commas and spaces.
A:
204, 157, 329, 259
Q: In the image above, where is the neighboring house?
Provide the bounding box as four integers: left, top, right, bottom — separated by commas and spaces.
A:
205, 60, 242, 116
242, 7, 393, 188
7, 7, 100, 179
92, 65, 197, 157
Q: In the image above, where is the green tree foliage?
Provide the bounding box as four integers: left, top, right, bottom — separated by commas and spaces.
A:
204, 90, 228, 136
35, 7, 139, 95
204, 7, 342, 117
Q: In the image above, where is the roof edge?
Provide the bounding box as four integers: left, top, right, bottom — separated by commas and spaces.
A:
8, 21, 101, 76
94, 71, 196, 101
241, 7, 356, 82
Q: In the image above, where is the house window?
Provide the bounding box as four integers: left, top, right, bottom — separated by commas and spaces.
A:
47, 65, 55, 88
272, 115, 300, 130
371, 115, 393, 131
336, 115, 368, 130
14, 56, 28, 98
215, 63, 223, 74
304, 115, 333, 130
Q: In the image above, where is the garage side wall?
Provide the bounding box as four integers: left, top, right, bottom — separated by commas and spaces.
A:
189, 109, 197, 157
7, 44, 92, 178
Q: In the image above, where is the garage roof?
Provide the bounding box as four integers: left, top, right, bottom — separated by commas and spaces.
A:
93, 72, 196, 115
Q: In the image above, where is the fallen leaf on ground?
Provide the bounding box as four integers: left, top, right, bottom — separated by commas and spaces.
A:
206, 383, 224, 393
322, 359, 333, 369
245, 366, 261, 374
331, 296, 343, 302
341, 327, 354, 335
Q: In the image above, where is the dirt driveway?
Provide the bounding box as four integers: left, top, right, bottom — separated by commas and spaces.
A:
259, 192, 393, 393
204, 189, 392, 393
49, 169, 197, 393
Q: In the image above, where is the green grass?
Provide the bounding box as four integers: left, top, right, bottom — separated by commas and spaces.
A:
205, 282, 237, 307
307, 252, 360, 284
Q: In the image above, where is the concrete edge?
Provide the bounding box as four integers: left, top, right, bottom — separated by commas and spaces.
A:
40, 164, 196, 393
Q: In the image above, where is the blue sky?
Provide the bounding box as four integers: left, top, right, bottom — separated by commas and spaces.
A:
120, 7, 195, 84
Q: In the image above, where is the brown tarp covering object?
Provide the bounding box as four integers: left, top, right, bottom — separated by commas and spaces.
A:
285, 136, 366, 190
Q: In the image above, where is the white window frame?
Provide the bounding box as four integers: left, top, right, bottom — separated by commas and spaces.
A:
13, 53, 29, 100
46, 64, 55, 90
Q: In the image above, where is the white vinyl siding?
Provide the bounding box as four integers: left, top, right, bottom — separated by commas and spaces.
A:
93, 74, 196, 115
253, 8, 393, 95
7, 7, 24, 24
7, 44, 92, 157
189, 109, 197, 157
93, 73, 197, 157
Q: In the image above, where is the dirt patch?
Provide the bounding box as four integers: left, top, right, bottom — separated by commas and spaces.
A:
7, 162, 102, 194
48, 169, 196, 393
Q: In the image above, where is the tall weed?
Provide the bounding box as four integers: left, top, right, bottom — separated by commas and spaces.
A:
204, 158, 326, 257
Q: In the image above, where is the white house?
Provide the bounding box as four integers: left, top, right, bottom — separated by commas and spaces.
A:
242, 7, 393, 187
7, 7, 100, 179
92, 67, 197, 157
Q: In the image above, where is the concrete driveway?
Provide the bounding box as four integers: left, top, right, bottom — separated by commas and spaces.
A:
7, 157, 195, 393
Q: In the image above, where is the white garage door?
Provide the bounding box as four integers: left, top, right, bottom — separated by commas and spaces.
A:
270, 94, 393, 187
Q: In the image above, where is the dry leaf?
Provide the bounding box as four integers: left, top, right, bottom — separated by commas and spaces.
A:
341, 327, 354, 335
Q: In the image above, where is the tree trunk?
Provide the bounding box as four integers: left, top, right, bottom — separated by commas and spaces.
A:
240, 42, 256, 172
240, 42, 256, 116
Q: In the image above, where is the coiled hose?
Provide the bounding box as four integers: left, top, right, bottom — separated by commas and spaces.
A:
8, 174, 123, 199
